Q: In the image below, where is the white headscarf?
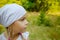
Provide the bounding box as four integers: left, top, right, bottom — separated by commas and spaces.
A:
0, 4, 26, 27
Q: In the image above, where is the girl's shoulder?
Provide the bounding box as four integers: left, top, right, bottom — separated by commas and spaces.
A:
0, 33, 5, 40
0, 33, 7, 40
0, 33, 4, 37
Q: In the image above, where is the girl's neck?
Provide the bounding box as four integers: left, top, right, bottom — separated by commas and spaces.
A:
10, 34, 19, 40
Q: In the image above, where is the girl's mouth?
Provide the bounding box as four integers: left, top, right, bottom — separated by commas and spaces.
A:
24, 27, 26, 29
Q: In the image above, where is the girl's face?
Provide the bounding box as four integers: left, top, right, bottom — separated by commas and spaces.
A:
12, 15, 28, 33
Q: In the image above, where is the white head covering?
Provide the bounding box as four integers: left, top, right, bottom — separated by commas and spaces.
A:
0, 4, 26, 27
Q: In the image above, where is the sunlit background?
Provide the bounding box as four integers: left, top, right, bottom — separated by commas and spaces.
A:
0, 0, 60, 40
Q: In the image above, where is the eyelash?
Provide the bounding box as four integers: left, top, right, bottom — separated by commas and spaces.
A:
21, 18, 25, 21
20, 17, 26, 21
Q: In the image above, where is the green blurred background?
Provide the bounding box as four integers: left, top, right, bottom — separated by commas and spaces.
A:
0, 0, 60, 40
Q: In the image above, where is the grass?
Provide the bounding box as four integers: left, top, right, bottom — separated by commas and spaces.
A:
26, 12, 60, 40
27, 25, 60, 40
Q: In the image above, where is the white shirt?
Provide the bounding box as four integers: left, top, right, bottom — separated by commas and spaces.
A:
0, 32, 29, 40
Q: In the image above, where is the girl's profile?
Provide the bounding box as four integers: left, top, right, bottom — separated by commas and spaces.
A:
0, 4, 29, 40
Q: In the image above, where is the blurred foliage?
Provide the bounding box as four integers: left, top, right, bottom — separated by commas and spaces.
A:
26, 12, 60, 40
38, 11, 60, 27
55, 16, 60, 25
37, 0, 60, 26
0, 25, 5, 34
0, 0, 60, 11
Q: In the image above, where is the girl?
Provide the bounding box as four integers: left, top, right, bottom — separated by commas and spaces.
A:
0, 4, 29, 40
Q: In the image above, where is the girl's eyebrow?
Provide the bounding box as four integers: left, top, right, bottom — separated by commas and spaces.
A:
19, 16, 26, 20
21, 16, 26, 19
21, 15, 26, 19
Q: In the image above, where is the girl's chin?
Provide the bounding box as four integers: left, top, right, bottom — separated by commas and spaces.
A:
21, 31, 26, 33
19, 30, 26, 33
22, 28, 26, 32
18, 28, 26, 33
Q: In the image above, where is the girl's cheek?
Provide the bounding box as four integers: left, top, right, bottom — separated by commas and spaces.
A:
19, 25, 26, 32
17, 21, 26, 32
19, 22, 25, 28
18, 24, 24, 30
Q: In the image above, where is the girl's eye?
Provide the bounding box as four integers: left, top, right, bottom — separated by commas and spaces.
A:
19, 17, 26, 21
20, 18, 25, 21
